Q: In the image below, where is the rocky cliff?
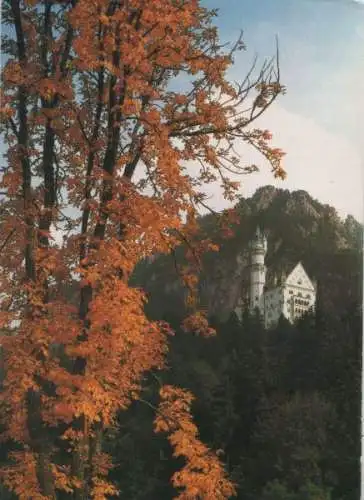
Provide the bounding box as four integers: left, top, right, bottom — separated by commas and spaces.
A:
132, 186, 363, 321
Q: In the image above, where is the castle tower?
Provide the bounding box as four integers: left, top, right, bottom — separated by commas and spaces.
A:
249, 227, 267, 313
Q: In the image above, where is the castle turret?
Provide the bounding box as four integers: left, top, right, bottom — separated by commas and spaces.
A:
249, 227, 267, 313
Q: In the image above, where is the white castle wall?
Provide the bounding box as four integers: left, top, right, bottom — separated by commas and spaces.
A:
237, 228, 317, 328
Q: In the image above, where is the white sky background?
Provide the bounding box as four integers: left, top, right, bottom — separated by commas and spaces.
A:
201, 0, 364, 222
200, 104, 363, 220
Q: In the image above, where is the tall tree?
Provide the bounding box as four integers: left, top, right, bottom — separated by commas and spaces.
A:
0, 1, 285, 498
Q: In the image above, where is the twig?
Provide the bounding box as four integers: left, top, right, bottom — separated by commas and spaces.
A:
0, 228, 16, 254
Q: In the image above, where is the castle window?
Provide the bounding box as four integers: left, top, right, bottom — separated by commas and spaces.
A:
298, 280, 302, 285
289, 290, 293, 294
306, 294, 311, 299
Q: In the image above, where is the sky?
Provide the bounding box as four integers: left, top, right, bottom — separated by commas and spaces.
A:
201, 0, 364, 221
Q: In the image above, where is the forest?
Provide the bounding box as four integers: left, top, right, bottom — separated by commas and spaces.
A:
121, 186, 362, 500
105, 305, 361, 500
2, 184, 361, 500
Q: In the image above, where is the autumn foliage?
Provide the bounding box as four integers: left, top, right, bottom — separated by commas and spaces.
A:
0, 0, 285, 498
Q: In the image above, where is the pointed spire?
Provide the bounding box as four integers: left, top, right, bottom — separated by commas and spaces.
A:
250, 226, 268, 255
253, 226, 264, 243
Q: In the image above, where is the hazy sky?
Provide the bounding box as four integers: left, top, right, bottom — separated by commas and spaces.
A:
201, 0, 364, 221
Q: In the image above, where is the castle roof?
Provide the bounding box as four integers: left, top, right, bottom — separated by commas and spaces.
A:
283, 262, 315, 291
251, 226, 267, 251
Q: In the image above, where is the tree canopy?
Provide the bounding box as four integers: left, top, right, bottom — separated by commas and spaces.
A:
0, 1, 285, 498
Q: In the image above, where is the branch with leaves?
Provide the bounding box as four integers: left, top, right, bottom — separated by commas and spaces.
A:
0, 1, 286, 498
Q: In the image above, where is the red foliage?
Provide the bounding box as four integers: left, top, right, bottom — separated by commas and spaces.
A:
0, 0, 285, 497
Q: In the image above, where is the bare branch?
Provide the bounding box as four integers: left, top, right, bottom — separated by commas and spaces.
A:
0, 227, 16, 254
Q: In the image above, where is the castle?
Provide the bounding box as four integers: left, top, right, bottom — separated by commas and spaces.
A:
236, 227, 316, 328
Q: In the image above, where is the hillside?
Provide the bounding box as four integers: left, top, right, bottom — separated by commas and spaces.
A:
132, 186, 363, 321
113, 185, 362, 500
